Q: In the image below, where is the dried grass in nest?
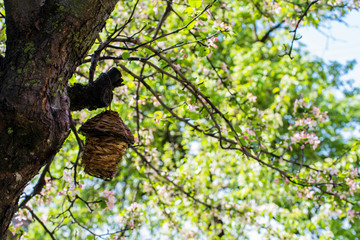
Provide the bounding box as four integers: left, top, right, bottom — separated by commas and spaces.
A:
82, 136, 128, 180
79, 111, 134, 180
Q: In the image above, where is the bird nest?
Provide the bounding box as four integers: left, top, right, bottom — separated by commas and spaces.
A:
79, 110, 134, 180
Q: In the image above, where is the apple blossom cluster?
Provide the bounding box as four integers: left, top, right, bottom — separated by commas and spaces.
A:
118, 202, 142, 230
100, 190, 116, 210
58, 169, 81, 199
187, 103, 198, 113
326, 0, 360, 8
287, 97, 328, 151
213, 20, 232, 32
9, 208, 31, 237
113, 85, 129, 103
206, 36, 219, 49
265, 2, 281, 15
128, 94, 161, 108
156, 185, 175, 204
246, 93, 257, 103
133, 128, 155, 146
179, 48, 188, 58
291, 165, 359, 219
290, 132, 321, 150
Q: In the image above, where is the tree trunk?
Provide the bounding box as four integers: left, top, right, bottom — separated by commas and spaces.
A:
0, 0, 119, 238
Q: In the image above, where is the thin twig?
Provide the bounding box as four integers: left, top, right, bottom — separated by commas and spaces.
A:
69, 114, 84, 186
88, 0, 140, 82
280, 0, 319, 59
25, 206, 56, 240
18, 162, 51, 210
153, 0, 173, 39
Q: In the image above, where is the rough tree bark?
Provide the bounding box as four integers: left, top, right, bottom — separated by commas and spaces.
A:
0, 0, 119, 238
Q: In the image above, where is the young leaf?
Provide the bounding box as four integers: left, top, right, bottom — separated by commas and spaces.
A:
189, 0, 201, 8
122, 52, 130, 59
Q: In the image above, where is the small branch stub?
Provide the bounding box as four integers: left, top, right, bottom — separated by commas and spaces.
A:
78, 111, 134, 180
68, 68, 123, 111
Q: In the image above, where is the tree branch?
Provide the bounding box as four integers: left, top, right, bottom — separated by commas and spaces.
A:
18, 162, 51, 210
280, 0, 319, 58
152, 0, 173, 39
25, 206, 56, 240
260, 21, 284, 43
88, 0, 140, 83
68, 68, 123, 111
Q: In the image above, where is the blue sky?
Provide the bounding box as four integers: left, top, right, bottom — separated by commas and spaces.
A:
298, 11, 360, 88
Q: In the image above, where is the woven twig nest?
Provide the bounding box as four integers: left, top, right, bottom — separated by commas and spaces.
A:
79, 110, 134, 180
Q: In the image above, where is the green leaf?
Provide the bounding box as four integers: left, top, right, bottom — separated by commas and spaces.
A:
122, 52, 130, 59
189, 0, 201, 8
187, 19, 197, 29
184, 7, 194, 14
272, 87, 280, 94
198, 46, 209, 57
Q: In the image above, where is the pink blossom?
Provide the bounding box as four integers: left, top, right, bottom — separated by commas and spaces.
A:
326, 182, 333, 192
150, 96, 161, 107
247, 93, 257, 103
294, 119, 304, 127
129, 202, 140, 211
345, 178, 357, 196
347, 208, 355, 222
206, 39, 218, 49
221, 62, 229, 73
307, 176, 315, 184
63, 169, 73, 183
58, 189, 66, 196
15, 209, 29, 222
129, 97, 136, 106
304, 117, 317, 128
138, 99, 146, 105
290, 131, 305, 144
318, 111, 328, 123
68, 184, 80, 198
305, 190, 315, 199
202, 68, 210, 75
117, 85, 128, 96
219, 22, 231, 31
100, 190, 115, 210
79, 111, 88, 123
329, 167, 338, 176
270, 3, 281, 15
41, 213, 48, 223
294, 97, 306, 111
311, 106, 320, 117
274, 179, 279, 184
350, 168, 358, 178
285, 178, 289, 184
187, 104, 198, 112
